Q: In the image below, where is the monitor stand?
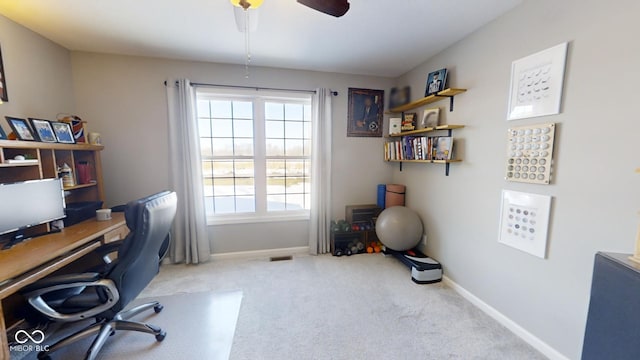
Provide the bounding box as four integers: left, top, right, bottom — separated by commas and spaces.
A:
2, 228, 62, 250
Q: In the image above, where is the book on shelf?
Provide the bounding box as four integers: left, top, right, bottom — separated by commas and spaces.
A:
389, 118, 402, 135
401, 113, 417, 131
423, 137, 433, 160
403, 137, 412, 160
385, 136, 454, 161
434, 137, 454, 160
421, 108, 440, 129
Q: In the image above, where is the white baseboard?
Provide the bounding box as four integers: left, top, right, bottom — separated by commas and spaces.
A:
211, 246, 309, 261
442, 276, 569, 360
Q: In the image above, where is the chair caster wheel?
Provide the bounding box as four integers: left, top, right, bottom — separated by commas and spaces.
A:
154, 304, 164, 313
156, 331, 167, 342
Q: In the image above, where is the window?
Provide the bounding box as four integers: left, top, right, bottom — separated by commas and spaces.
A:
197, 89, 312, 223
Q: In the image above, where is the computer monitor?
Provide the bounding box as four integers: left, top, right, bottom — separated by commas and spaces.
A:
0, 178, 66, 246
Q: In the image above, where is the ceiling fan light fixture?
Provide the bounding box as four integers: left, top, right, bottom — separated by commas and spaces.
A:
230, 0, 264, 10
233, 6, 259, 32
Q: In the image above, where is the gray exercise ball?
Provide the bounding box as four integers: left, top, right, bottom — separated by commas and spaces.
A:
375, 206, 423, 251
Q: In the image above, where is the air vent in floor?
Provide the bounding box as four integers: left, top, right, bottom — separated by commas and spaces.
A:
269, 255, 293, 262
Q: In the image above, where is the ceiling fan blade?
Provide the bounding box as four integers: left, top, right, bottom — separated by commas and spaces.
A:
297, 0, 350, 17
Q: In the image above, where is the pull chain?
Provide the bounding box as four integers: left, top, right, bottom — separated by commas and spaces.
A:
244, 9, 251, 78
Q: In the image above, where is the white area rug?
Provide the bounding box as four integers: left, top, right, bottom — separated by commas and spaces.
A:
16, 290, 242, 360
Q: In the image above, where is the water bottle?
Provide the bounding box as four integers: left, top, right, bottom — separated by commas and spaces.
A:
59, 163, 75, 188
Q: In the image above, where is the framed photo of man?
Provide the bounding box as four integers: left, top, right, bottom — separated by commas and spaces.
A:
347, 88, 384, 137
425, 68, 447, 96
0, 45, 8, 103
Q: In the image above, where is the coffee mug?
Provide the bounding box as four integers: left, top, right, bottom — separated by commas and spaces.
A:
96, 208, 112, 221
88, 132, 102, 145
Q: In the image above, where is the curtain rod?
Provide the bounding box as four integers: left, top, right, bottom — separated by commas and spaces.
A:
164, 80, 338, 96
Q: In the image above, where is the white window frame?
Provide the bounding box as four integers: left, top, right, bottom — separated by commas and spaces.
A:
196, 88, 312, 225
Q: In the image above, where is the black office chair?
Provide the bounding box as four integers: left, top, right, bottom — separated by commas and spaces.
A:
109, 190, 172, 264
22, 191, 178, 360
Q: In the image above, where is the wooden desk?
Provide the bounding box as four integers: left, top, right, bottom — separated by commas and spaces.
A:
0, 213, 127, 359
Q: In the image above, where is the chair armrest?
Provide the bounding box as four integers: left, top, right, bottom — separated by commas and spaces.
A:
24, 277, 120, 322
96, 240, 123, 254
22, 273, 101, 293
95, 240, 123, 265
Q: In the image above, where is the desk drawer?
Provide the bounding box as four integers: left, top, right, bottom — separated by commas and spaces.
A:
103, 225, 129, 244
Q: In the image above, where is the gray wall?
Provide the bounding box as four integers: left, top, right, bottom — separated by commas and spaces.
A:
70, 52, 394, 253
0, 15, 75, 133
4, 1, 635, 355
393, 0, 640, 358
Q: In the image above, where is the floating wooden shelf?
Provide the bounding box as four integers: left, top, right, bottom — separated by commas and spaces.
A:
0, 162, 39, 168
384, 124, 465, 175
383, 87, 467, 176
386, 159, 462, 176
0, 140, 103, 151
386, 159, 462, 164
389, 125, 465, 137
386, 88, 467, 113
64, 183, 97, 191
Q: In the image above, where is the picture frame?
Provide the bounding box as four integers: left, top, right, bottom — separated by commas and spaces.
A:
6, 116, 35, 141
0, 125, 6, 140
507, 42, 568, 121
425, 68, 447, 96
389, 86, 410, 109
420, 108, 440, 129
57, 114, 87, 143
0, 44, 8, 103
51, 121, 76, 144
498, 190, 552, 259
29, 118, 58, 143
347, 88, 384, 137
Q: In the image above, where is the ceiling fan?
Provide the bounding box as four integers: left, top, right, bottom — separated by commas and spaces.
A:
297, 0, 350, 17
229, 0, 350, 77
231, 0, 350, 18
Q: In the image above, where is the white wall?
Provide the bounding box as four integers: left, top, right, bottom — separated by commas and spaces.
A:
393, 0, 640, 358
0, 15, 75, 133
70, 52, 394, 253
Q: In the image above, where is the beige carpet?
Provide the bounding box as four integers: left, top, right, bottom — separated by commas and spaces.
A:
143, 254, 546, 360
14, 254, 545, 359
15, 290, 242, 360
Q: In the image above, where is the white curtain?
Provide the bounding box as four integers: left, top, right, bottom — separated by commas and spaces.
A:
309, 88, 333, 254
166, 78, 211, 264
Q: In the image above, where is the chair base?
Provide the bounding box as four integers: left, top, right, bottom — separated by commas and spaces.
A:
38, 301, 165, 360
